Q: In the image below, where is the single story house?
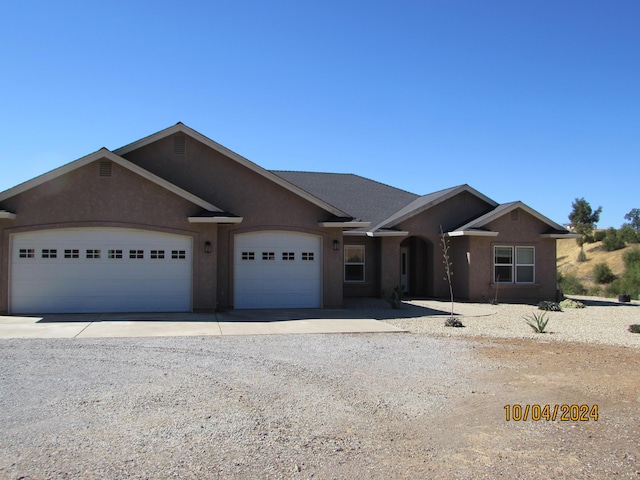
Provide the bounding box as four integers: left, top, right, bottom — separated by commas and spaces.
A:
0, 123, 576, 314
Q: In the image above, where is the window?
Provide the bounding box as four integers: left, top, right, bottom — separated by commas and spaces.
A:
65, 249, 79, 259
150, 250, 165, 259
282, 252, 295, 261
129, 250, 144, 259
516, 247, 535, 283
302, 252, 314, 261
241, 251, 255, 260
86, 249, 101, 259
42, 249, 57, 259
262, 252, 275, 261
494, 246, 535, 284
344, 245, 365, 282
108, 249, 123, 259
19, 249, 35, 258
172, 250, 186, 259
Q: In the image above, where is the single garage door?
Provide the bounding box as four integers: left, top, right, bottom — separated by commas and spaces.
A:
10, 227, 192, 314
234, 231, 321, 308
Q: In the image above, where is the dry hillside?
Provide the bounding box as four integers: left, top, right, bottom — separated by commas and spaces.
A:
556, 238, 633, 292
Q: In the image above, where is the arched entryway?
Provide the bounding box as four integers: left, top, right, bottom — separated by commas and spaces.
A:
399, 236, 433, 297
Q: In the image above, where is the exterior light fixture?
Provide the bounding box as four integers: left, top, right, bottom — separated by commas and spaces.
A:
204, 241, 212, 253
333, 240, 339, 251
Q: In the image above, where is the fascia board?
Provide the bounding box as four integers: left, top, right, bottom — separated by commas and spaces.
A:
0, 210, 17, 219
115, 123, 350, 218
188, 216, 244, 224
366, 230, 410, 237
447, 230, 499, 237
541, 233, 582, 239
318, 221, 371, 228
0, 149, 222, 213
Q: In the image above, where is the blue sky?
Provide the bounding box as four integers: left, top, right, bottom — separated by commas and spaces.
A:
1, 0, 638, 228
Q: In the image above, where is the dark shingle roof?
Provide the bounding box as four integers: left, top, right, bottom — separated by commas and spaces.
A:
271, 171, 419, 227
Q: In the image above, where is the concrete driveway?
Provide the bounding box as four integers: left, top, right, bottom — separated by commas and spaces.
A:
0, 298, 497, 339
0, 310, 405, 339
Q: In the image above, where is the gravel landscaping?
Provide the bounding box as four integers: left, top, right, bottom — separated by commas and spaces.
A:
379, 295, 640, 348
1, 296, 639, 479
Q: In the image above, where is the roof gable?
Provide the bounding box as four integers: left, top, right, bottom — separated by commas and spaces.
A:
115, 123, 349, 218
0, 148, 222, 212
448, 201, 577, 237
371, 184, 498, 231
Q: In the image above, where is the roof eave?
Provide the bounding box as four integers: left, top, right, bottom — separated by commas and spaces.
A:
541, 233, 582, 239
0, 210, 17, 219
366, 230, 410, 237
318, 221, 371, 228
447, 230, 499, 237
188, 216, 244, 224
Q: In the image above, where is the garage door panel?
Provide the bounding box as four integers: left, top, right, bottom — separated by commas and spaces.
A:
234, 231, 321, 309
10, 228, 192, 314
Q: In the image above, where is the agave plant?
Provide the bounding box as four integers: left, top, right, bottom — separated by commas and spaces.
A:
524, 312, 550, 333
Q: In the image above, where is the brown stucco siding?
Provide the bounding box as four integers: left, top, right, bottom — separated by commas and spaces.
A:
124, 134, 344, 309
0, 160, 219, 313
466, 210, 558, 301
343, 236, 379, 298
391, 191, 494, 299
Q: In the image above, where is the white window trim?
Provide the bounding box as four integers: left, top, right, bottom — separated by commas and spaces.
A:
494, 245, 535, 284
344, 245, 365, 283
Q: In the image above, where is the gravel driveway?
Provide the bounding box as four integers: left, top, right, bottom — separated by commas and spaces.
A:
2, 330, 639, 479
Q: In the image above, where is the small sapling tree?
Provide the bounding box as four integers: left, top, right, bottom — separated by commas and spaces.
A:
440, 226, 463, 327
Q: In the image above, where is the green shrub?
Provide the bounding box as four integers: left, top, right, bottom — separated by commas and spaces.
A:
619, 225, 639, 244
602, 228, 626, 252
593, 230, 606, 242
604, 250, 640, 298
629, 324, 640, 334
538, 301, 562, 311
593, 262, 616, 284
559, 299, 585, 309
586, 285, 603, 297
444, 316, 464, 328
524, 312, 550, 333
558, 272, 587, 295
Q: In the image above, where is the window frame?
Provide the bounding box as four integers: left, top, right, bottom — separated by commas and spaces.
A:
493, 245, 535, 284
344, 245, 365, 283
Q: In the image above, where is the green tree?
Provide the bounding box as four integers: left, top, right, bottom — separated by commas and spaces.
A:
602, 227, 626, 252
623, 208, 640, 231
568, 198, 602, 246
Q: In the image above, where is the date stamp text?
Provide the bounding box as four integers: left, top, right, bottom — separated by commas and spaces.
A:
504, 404, 598, 421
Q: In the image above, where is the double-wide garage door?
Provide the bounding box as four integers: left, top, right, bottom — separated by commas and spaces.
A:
10, 228, 192, 314
234, 231, 321, 309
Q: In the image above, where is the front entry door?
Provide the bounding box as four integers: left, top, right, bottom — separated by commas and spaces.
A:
400, 247, 409, 294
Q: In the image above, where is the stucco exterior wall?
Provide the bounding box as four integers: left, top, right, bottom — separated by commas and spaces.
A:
393, 191, 494, 298
0, 160, 219, 313
123, 134, 343, 308
343, 236, 379, 298
466, 210, 558, 301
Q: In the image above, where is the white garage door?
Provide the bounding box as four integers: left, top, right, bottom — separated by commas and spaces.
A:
234, 231, 321, 309
10, 228, 192, 314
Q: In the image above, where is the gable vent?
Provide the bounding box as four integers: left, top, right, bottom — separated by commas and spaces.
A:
99, 160, 113, 177
174, 135, 186, 155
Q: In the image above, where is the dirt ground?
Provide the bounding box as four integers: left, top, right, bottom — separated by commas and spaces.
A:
0, 335, 638, 479
425, 338, 640, 479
